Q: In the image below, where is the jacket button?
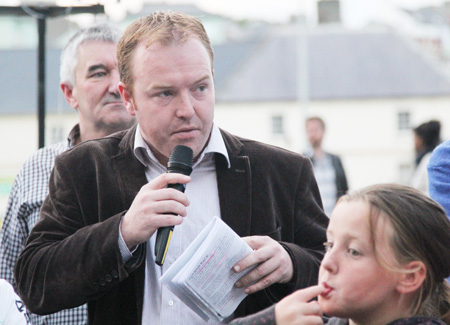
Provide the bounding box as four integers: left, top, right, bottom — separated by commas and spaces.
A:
111, 270, 119, 278
99, 278, 106, 286
105, 274, 112, 282
93, 282, 100, 290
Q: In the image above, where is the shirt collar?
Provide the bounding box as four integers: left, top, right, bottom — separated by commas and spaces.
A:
133, 122, 230, 169
67, 124, 81, 148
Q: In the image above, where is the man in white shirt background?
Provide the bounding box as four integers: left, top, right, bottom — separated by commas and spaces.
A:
305, 116, 349, 217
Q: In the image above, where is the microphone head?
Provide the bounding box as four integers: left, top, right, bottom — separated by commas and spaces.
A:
167, 145, 194, 176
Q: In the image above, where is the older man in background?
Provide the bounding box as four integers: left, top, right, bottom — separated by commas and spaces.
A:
0, 23, 135, 324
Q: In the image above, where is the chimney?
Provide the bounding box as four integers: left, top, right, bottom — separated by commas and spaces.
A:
318, 0, 341, 24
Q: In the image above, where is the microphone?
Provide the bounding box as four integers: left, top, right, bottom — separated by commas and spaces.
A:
155, 145, 194, 266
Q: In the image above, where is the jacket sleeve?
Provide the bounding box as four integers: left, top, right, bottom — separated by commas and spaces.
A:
428, 140, 450, 217
266, 156, 328, 301
14, 153, 145, 315
229, 305, 276, 325
331, 154, 349, 199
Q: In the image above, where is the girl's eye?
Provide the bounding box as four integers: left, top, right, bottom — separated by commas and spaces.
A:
323, 242, 333, 252
348, 248, 360, 257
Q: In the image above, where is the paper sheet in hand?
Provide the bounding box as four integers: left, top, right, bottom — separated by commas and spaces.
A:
160, 216, 255, 322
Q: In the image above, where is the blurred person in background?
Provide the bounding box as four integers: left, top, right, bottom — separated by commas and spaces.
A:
410, 120, 441, 195
428, 139, 450, 218
428, 139, 450, 283
0, 23, 135, 324
305, 116, 348, 217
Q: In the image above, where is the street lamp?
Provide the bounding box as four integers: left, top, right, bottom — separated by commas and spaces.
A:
0, 3, 105, 148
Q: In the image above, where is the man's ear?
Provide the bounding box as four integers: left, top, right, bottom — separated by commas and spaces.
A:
118, 82, 136, 116
396, 261, 426, 294
61, 83, 78, 109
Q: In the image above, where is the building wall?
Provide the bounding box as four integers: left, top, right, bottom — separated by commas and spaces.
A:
2, 96, 449, 220
215, 96, 450, 191
0, 112, 78, 219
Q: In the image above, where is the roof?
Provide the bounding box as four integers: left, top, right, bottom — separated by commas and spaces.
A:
1, 26, 450, 115
215, 26, 450, 102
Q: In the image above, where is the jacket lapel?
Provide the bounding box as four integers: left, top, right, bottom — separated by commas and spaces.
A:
216, 129, 252, 237
216, 129, 254, 318
111, 126, 147, 322
112, 126, 148, 209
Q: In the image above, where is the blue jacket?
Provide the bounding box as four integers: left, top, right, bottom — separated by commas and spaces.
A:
428, 139, 450, 217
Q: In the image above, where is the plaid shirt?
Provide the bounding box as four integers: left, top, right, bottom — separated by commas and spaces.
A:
0, 124, 87, 324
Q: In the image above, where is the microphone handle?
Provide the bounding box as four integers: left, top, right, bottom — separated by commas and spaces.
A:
154, 182, 186, 266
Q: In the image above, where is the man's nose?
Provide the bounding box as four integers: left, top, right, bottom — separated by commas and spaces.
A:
109, 70, 121, 94
175, 91, 195, 118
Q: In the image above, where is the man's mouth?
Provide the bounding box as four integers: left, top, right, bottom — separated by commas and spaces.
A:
173, 128, 198, 136
104, 101, 125, 108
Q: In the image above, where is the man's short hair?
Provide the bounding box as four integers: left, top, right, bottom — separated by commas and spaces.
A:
117, 10, 214, 94
60, 23, 122, 87
306, 116, 326, 130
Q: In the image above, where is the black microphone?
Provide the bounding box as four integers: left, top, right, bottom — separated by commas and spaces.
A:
155, 145, 193, 266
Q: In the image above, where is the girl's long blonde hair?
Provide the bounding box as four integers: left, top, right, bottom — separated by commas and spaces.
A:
339, 183, 450, 323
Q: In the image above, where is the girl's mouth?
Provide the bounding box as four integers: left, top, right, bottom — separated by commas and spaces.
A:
321, 282, 333, 296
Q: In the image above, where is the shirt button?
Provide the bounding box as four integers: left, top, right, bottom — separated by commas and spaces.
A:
168, 299, 174, 307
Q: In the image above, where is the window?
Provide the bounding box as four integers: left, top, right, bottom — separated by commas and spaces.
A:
50, 126, 65, 144
398, 111, 410, 130
272, 115, 284, 135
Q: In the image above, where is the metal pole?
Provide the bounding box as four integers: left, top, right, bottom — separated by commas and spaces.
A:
297, 14, 309, 152
0, 5, 105, 149
37, 16, 46, 148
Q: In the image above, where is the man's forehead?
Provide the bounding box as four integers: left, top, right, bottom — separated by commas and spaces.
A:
78, 40, 117, 55
77, 41, 118, 64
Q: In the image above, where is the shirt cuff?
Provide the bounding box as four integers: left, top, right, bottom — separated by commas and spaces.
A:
118, 218, 137, 263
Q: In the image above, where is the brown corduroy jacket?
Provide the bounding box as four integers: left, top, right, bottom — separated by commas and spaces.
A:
15, 125, 328, 324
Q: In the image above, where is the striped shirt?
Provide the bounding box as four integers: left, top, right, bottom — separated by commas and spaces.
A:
310, 153, 337, 218
132, 123, 231, 324
0, 124, 88, 324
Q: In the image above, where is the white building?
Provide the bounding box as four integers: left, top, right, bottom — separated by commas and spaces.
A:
1, 7, 450, 218
213, 25, 450, 190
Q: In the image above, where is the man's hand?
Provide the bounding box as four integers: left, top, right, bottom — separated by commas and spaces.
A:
275, 285, 324, 325
120, 173, 191, 249
233, 236, 294, 294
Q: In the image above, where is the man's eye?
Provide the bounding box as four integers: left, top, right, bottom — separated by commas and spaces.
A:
198, 85, 206, 92
91, 72, 106, 78
160, 90, 172, 97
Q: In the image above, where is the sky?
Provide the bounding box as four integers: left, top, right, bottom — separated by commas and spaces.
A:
164, 0, 447, 27
3, 0, 448, 27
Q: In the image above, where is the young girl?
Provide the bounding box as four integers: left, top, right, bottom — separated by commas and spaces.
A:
232, 184, 450, 325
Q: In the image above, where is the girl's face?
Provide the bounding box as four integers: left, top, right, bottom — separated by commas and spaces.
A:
318, 200, 403, 324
